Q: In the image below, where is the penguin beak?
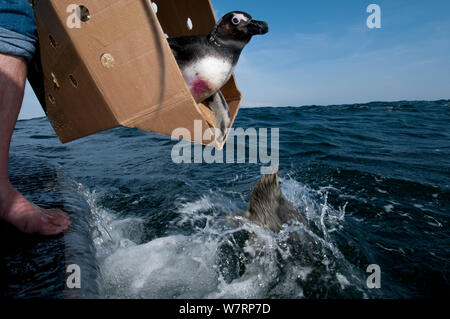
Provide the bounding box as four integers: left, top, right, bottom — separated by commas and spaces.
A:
248, 19, 269, 35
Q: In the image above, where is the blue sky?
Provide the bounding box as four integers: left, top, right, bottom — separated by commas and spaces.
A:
20, 0, 450, 119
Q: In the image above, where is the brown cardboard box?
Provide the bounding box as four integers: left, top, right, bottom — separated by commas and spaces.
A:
28, 0, 242, 149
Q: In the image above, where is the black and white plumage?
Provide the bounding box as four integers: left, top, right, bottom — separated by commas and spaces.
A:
168, 11, 269, 143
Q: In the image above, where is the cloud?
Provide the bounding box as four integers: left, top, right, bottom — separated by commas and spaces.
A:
294, 32, 329, 42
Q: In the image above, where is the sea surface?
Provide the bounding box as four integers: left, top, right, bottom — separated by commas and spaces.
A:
1, 100, 449, 299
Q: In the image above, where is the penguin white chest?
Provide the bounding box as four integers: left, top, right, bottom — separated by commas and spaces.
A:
183, 57, 232, 102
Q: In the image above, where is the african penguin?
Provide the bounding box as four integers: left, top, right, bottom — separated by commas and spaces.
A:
222, 170, 316, 278
243, 171, 309, 233
168, 11, 269, 143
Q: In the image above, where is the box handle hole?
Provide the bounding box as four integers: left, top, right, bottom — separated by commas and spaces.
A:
69, 74, 78, 88
48, 94, 56, 104
77, 5, 90, 22
187, 17, 193, 30
151, 2, 158, 14
51, 72, 60, 89
49, 34, 57, 48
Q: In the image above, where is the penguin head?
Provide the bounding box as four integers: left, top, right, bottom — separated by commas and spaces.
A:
212, 11, 269, 45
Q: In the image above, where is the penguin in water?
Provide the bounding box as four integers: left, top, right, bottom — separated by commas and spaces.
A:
168, 12, 269, 143
244, 171, 309, 233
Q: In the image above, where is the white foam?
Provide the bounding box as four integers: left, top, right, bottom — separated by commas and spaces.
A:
100, 235, 220, 298
77, 177, 367, 299
425, 215, 442, 228
336, 273, 350, 290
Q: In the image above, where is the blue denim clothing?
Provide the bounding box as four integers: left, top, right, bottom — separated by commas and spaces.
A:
0, 0, 37, 61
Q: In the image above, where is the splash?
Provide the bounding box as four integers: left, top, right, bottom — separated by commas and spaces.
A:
73, 176, 370, 299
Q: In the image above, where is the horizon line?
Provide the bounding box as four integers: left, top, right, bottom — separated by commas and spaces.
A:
19, 97, 449, 121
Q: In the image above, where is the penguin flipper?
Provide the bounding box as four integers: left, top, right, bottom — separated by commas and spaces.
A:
167, 38, 182, 60
167, 36, 207, 64
204, 90, 231, 144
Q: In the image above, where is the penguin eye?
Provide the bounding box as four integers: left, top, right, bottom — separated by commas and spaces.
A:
231, 17, 241, 25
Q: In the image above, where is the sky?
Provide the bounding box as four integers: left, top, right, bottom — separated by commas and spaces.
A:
19, 0, 450, 119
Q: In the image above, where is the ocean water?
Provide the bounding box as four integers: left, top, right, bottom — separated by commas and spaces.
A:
1, 100, 449, 299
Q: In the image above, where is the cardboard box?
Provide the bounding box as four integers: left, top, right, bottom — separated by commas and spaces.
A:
28, 0, 242, 149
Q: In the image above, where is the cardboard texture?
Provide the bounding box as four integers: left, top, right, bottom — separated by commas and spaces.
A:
27, 0, 242, 148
